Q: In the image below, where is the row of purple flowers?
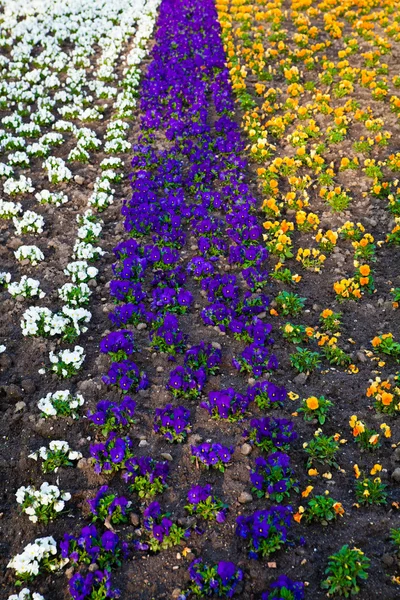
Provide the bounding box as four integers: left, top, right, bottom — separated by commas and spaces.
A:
65, 0, 304, 598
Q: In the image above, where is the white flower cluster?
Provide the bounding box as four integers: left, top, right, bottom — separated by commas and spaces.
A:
49, 346, 86, 378
88, 177, 116, 211
29, 440, 82, 463
64, 261, 98, 283
13, 210, 45, 235
73, 210, 105, 259
73, 240, 105, 261
8, 151, 30, 168
8, 588, 45, 600
0, 199, 22, 219
35, 190, 68, 207
58, 282, 91, 307
16, 482, 71, 523
3, 176, 34, 196
8, 276, 45, 299
21, 305, 91, 338
77, 213, 103, 241
0, 271, 11, 285
21, 307, 66, 337
7, 536, 66, 579
37, 389, 84, 418
0, 162, 13, 178
42, 157, 72, 184
15, 245, 45, 265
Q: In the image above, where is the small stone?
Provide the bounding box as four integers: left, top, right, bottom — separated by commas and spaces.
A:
156, 366, 164, 373
130, 513, 140, 526
137, 323, 147, 331
138, 389, 150, 398
240, 443, 252, 456
211, 342, 221, 350
160, 452, 173, 461
15, 401, 26, 412
312, 304, 320, 311
238, 492, 253, 504
65, 567, 75, 580
88, 563, 99, 572
74, 175, 85, 185
392, 447, 400, 462
188, 434, 202, 445
77, 458, 89, 470
21, 379, 36, 394
172, 589, 182, 599
356, 351, 367, 363
382, 554, 394, 567
293, 372, 308, 385
88, 279, 97, 288
0, 353, 12, 370
3, 384, 23, 401
7, 238, 23, 250
391, 468, 400, 483
139, 439, 149, 447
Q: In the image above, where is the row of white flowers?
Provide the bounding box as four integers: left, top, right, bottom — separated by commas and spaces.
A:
5, 0, 161, 597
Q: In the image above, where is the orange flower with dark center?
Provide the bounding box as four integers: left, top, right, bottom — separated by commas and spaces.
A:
333, 502, 345, 516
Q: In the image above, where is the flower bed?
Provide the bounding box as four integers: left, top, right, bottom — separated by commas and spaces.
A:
2, 0, 400, 598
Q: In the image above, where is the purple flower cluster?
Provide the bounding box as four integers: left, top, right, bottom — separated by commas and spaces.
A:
151, 287, 193, 314
185, 484, 227, 523
261, 575, 305, 600
184, 342, 221, 375
167, 365, 207, 400
250, 453, 299, 503
135, 501, 189, 552
87, 396, 136, 436
242, 266, 269, 292
191, 443, 234, 472
247, 417, 297, 453
69, 569, 119, 600
87, 486, 131, 525
200, 388, 250, 421
201, 274, 240, 304
154, 404, 191, 442
122, 456, 169, 499
61, 525, 128, 569
247, 380, 287, 411
99, 330, 135, 361
102, 360, 148, 393
149, 314, 187, 355
108, 302, 154, 328
180, 559, 243, 599
187, 256, 215, 280
236, 506, 293, 559
232, 343, 278, 378
90, 433, 134, 474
